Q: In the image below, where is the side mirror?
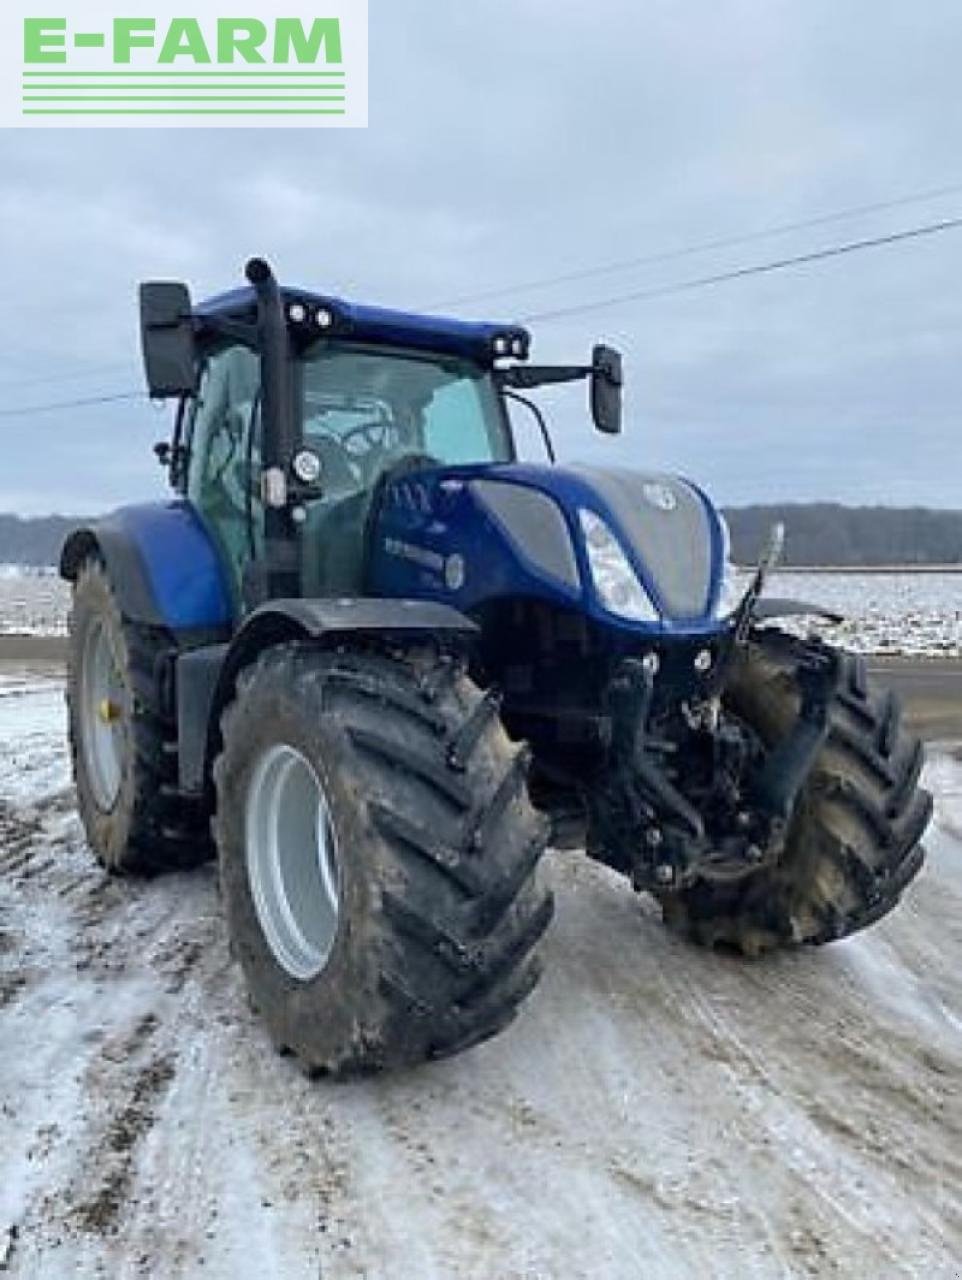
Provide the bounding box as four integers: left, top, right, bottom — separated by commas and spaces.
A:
590, 345, 623, 435
139, 282, 198, 398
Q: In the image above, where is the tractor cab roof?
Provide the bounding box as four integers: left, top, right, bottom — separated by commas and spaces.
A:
194, 285, 530, 366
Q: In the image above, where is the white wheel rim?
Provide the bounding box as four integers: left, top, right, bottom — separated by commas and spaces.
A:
244, 744, 341, 982
80, 619, 125, 811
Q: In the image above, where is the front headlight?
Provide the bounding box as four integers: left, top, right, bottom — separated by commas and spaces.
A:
579, 509, 659, 622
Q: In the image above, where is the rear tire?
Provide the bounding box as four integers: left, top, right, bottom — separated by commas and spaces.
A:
214, 644, 553, 1075
658, 629, 932, 955
67, 559, 210, 874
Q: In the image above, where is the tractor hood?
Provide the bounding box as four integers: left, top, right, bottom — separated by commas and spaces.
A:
367, 462, 728, 633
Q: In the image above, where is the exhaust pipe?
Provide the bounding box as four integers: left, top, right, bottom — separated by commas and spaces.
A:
244, 258, 299, 602
245, 257, 296, 474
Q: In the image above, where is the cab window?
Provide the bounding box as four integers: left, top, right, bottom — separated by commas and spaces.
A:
186, 344, 261, 602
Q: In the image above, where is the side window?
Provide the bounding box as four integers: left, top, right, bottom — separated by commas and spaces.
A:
422, 378, 509, 463
186, 345, 260, 602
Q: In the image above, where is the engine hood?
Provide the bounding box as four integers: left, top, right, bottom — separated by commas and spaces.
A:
486, 463, 723, 621
367, 460, 727, 632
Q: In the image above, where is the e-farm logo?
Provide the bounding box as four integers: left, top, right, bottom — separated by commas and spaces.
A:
1, 2, 367, 127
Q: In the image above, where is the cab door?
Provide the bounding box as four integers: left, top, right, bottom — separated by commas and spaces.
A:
185, 344, 262, 610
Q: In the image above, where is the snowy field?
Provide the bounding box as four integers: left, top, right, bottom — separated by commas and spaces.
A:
767, 571, 962, 657
0, 669, 960, 1278
0, 565, 959, 656
0, 568, 68, 639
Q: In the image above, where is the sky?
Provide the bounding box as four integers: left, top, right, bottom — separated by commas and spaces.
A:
1, 0, 961, 514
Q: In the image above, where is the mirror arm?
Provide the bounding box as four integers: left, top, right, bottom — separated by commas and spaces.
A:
201, 315, 259, 347
495, 364, 590, 391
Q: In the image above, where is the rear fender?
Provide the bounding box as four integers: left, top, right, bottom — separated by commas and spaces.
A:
60, 501, 233, 631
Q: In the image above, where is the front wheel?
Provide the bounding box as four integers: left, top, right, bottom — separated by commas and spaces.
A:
213, 644, 553, 1075
658, 629, 932, 955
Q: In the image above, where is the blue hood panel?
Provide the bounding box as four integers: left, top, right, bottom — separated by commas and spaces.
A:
367, 462, 729, 636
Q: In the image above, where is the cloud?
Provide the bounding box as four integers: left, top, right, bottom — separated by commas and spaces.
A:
1, 0, 961, 514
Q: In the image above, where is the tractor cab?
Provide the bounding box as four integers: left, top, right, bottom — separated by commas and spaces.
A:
141, 260, 622, 616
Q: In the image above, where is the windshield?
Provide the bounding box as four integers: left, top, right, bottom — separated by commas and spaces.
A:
299, 343, 512, 496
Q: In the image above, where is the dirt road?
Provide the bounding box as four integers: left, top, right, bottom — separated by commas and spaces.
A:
1, 668, 960, 1278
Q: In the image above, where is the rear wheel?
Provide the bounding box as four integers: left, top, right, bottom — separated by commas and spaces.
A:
214, 644, 553, 1075
67, 559, 209, 873
658, 629, 932, 955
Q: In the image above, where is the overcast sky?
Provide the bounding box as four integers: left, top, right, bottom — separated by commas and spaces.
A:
2, 0, 961, 514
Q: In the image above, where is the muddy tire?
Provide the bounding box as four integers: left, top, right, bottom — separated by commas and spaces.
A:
67, 559, 209, 874
659, 629, 932, 956
213, 644, 553, 1075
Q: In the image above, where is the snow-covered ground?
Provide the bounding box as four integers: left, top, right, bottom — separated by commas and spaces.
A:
767, 571, 962, 657
1, 565, 960, 656
0, 670, 959, 1278
0, 568, 69, 638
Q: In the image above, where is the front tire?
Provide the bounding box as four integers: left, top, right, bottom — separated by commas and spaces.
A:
659, 629, 932, 955
214, 644, 553, 1075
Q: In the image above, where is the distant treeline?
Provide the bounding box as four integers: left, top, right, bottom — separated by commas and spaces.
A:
725, 505, 962, 567
0, 515, 77, 568
1, 505, 960, 569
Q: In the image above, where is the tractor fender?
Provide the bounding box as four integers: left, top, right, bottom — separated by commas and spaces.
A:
181, 597, 478, 795
60, 501, 233, 631
754, 597, 844, 625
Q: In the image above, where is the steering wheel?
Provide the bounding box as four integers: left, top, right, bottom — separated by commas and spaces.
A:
337, 419, 397, 456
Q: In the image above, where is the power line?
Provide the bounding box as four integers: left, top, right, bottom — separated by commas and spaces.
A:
427, 181, 962, 313
520, 216, 962, 325
0, 391, 145, 418
0, 362, 135, 392
5, 214, 961, 415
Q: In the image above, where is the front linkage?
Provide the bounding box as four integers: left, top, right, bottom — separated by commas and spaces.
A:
587, 632, 841, 895
585, 529, 843, 895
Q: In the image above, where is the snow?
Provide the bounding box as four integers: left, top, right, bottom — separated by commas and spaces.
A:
766, 571, 962, 657
1, 669, 960, 1278
0, 570, 69, 638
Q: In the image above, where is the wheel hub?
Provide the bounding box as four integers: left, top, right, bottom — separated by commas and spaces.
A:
80, 620, 125, 811
244, 744, 341, 982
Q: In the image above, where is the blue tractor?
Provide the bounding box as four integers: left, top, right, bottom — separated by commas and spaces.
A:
62, 259, 931, 1074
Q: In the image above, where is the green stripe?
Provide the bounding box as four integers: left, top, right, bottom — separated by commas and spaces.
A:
22, 108, 347, 115
24, 95, 345, 101
22, 70, 345, 77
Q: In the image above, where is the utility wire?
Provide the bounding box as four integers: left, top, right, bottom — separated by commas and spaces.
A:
5, 213, 962, 416
0, 391, 145, 418
427, 181, 962, 313
520, 215, 962, 324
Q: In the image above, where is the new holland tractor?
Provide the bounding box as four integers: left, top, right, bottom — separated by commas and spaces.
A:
61, 259, 931, 1074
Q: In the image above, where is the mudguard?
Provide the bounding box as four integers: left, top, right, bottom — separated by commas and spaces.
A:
60, 501, 233, 631
754, 598, 844, 625
178, 596, 478, 794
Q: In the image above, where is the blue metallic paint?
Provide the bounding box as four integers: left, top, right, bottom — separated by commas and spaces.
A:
194, 286, 529, 366
97, 502, 232, 630
368, 463, 731, 638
